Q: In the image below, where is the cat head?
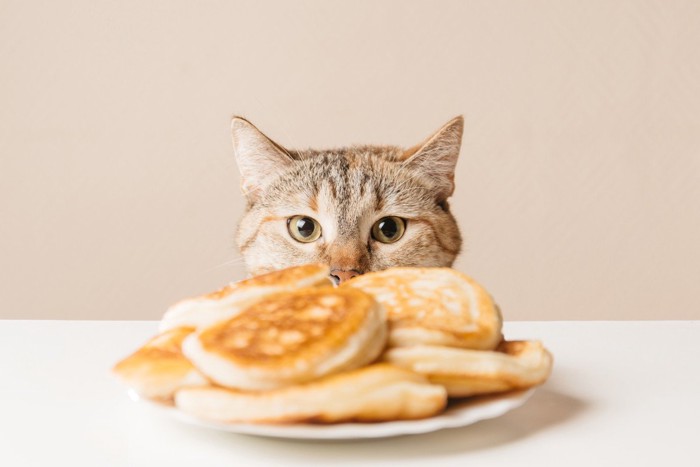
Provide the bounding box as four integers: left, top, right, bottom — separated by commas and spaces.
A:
232, 116, 463, 283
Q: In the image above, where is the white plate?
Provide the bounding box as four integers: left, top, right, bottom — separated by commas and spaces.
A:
131, 389, 535, 440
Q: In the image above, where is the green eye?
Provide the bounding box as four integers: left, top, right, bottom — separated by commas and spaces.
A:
371, 217, 406, 244
287, 215, 322, 243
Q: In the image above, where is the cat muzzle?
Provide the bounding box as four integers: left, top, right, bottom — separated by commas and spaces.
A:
329, 269, 362, 285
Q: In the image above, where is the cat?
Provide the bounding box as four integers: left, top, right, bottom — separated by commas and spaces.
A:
231, 116, 464, 284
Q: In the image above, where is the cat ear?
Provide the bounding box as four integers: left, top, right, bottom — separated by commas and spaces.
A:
231, 117, 294, 198
401, 116, 464, 200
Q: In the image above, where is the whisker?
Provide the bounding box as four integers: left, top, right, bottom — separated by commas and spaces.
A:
206, 257, 247, 272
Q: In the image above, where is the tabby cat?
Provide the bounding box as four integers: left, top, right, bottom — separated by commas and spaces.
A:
232, 116, 464, 284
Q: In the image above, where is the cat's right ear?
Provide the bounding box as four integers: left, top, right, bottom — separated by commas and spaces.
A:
400, 116, 464, 201
231, 117, 294, 199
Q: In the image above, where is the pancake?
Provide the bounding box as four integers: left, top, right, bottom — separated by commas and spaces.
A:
175, 364, 447, 424
112, 327, 208, 403
343, 267, 503, 350
382, 340, 553, 397
159, 263, 332, 332
182, 286, 387, 391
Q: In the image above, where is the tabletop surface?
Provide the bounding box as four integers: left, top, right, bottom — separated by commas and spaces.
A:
1, 320, 698, 467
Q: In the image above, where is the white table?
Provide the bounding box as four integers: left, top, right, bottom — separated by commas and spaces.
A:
1, 320, 698, 466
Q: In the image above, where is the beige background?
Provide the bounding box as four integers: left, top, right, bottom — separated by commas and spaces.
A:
1, 0, 699, 321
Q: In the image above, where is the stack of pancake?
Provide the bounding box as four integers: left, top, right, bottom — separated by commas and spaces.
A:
113, 264, 552, 424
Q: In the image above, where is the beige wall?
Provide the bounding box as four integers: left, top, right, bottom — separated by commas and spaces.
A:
1, 0, 699, 321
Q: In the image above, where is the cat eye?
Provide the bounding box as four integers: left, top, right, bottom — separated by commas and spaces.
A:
287, 215, 322, 243
371, 217, 406, 244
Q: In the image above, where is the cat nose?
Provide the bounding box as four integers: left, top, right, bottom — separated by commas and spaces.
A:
329, 269, 362, 285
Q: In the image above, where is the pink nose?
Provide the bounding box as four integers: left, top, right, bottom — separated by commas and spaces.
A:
330, 269, 361, 285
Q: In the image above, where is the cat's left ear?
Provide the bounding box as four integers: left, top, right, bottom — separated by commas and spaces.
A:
400, 116, 463, 200
231, 117, 294, 200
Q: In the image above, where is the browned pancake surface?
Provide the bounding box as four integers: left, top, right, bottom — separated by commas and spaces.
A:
114, 326, 195, 374
344, 268, 501, 347
112, 326, 207, 402
199, 287, 374, 368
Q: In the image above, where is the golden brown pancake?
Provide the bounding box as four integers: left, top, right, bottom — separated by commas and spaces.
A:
112, 327, 208, 403
175, 364, 447, 424
182, 286, 387, 391
343, 267, 503, 350
159, 263, 332, 332
382, 340, 553, 397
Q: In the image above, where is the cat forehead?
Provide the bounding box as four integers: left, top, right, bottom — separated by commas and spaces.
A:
258, 147, 434, 216
289, 145, 406, 162
283, 147, 426, 195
